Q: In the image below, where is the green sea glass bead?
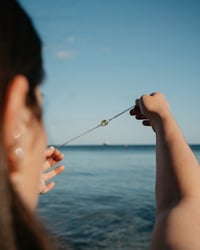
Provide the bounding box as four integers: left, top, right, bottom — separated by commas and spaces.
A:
100, 119, 109, 126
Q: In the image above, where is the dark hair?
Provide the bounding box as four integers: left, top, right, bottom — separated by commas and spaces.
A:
0, 1, 54, 249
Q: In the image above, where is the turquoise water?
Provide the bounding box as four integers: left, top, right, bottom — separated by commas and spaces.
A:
38, 145, 200, 250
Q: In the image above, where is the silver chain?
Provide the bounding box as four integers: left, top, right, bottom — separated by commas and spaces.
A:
60, 106, 134, 146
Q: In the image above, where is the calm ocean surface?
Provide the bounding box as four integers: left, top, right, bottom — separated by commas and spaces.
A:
38, 145, 200, 250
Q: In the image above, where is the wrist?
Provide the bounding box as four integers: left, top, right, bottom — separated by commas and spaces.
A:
152, 111, 173, 134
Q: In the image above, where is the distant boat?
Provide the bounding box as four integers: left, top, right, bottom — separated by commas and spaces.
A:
102, 140, 110, 146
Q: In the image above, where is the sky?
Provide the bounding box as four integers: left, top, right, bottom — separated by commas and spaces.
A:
19, 0, 200, 145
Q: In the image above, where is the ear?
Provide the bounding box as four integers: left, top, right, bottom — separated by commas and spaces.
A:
3, 75, 30, 161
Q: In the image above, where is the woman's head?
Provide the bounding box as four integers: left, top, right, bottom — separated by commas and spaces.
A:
0, 0, 47, 209
0, 2, 56, 249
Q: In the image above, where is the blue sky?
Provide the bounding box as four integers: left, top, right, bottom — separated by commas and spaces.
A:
19, 0, 200, 145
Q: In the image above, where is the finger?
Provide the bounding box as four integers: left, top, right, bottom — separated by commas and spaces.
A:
46, 157, 57, 168
45, 147, 64, 162
43, 165, 65, 181
46, 151, 64, 168
40, 182, 55, 194
130, 99, 144, 115
135, 98, 140, 106
45, 146, 55, 158
130, 106, 139, 116
135, 114, 147, 120
54, 152, 64, 162
142, 120, 151, 126
50, 148, 64, 162
138, 96, 146, 115
54, 165, 65, 175
46, 154, 64, 168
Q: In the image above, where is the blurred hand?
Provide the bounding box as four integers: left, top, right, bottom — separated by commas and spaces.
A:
39, 146, 65, 194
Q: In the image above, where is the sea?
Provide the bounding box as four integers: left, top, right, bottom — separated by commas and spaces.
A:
38, 145, 200, 250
